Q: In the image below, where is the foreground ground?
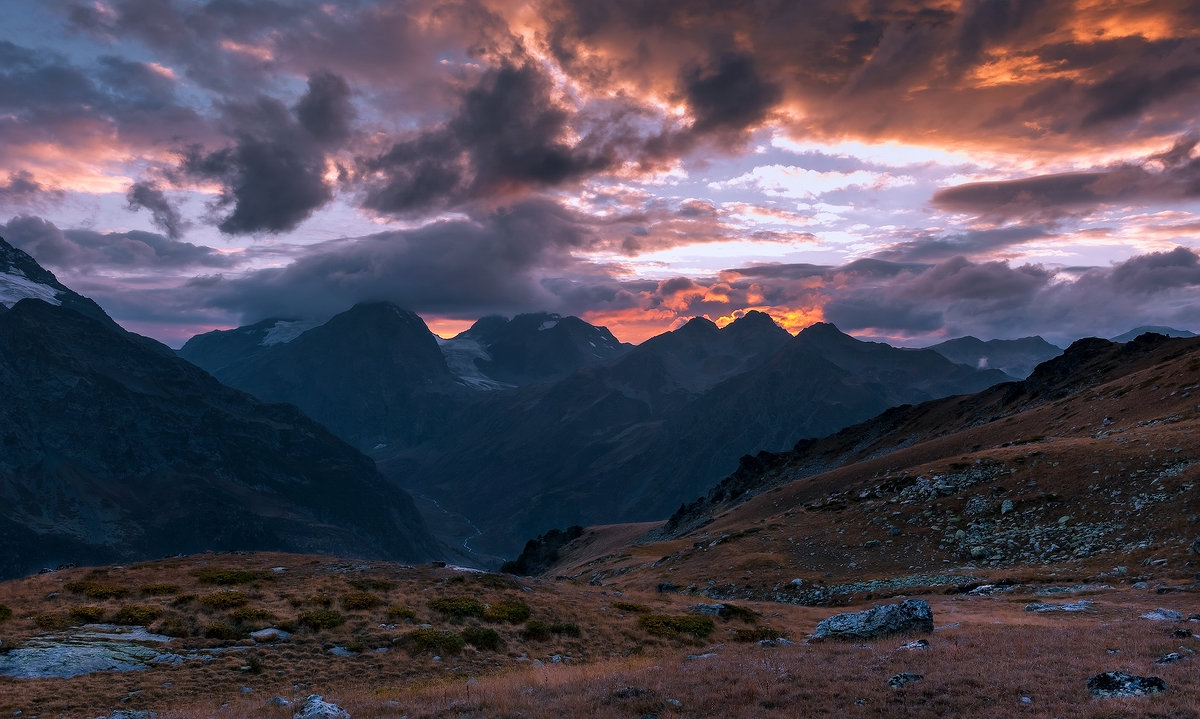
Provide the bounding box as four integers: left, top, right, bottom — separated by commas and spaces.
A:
0, 552, 1196, 718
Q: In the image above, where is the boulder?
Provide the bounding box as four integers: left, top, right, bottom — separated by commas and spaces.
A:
293, 695, 349, 719
250, 628, 292, 642
887, 673, 923, 689
1140, 608, 1183, 621
1086, 672, 1167, 698
1025, 600, 1093, 613
812, 599, 933, 640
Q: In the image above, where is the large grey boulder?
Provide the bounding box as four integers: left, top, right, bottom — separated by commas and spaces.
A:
812, 599, 933, 640
293, 695, 350, 719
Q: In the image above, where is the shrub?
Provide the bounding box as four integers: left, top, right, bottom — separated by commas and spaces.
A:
193, 569, 267, 586
550, 622, 582, 638
522, 620, 552, 641
341, 592, 383, 611
297, 609, 345, 631
68, 605, 106, 623
198, 591, 249, 609
290, 595, 333, 609
611, 601, 652, 614
718, 603, 760, 623
64, 581, 129, 600
428, 596, 486, 621
172, 594, 197, 607
732, 627, 789, 642
112, 605, 163, 626
0, 604, 11, 622
399, 628, 465, 656
483, 599, 531, 623
33, 613, 71, 630
462, 625, 504, 651
348, 578, 394, 592
638, 614, 714, 639
139, 583, 180, 596
385, 606, 416, 622
155, 614, 194, 638
229, 606, 275, 625
203, 621, 239, 640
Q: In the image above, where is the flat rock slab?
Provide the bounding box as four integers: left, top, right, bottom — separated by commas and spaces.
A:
1025, 600, 1094, 612
812, 599, 933, 640
0, 626, 183, 679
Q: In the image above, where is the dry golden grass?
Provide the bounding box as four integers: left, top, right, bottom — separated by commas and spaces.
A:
0, 552, 1195, 718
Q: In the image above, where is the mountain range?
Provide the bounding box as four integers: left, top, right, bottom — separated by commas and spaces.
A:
0, 237, 440, 579
179, 303, 1019, 561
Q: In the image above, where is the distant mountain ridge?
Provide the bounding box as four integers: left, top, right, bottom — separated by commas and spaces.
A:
0, 237, 441, 578
1110, 325, 1196, 342
926, 335, 1062, 378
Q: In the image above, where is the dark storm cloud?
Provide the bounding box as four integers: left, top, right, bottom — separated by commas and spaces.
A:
816, 249, 1200, 343
682, 51, 782, 136
876, 225, 1052, 262
933, 138, 1200, 220
178, 71, 356, 234
191, 198, 604, 321
126, 182, 187, 240
361, 62, 622, 216
1, 215, 232, 271
0, 171, 64, 206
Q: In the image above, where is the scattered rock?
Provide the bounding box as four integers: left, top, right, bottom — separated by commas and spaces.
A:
267, 697, 291, 707
1086, 672, 1167, 698
1155, 652, 1187, 665
812, 599, 933, 640
1000, 499, 1014, 515
757, 638, 795, 648
1025, 600, 1094, 613
293, 695, 350, 719
899, 639, 930, 651
656, 582, 678, 593
250, 628, 292, 642
887, 673, 923, 689
1141, 608, 1183, 621
686, 653, 718, 661
104, 712, 157, 719
691, 603, 725, 616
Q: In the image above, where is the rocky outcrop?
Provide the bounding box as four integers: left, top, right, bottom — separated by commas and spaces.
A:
811, 599, 933, 640
1086, 672, 1167, 698
294, 695, 350, 719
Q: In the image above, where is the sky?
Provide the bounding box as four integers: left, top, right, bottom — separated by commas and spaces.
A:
1, 0, 1199, 348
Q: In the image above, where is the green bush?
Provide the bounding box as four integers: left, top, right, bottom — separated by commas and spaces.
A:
550, 622, 582, 638
399, 628, 465, 656
203, 621, 240, 640
139, 583, 180, 596
229, 606, 275, 625
33, 613, 71, 630
462, 625, 504, 651
112, 605, 163, 626
171, 594, 197, 607
348, 578, 394, 592
64, 580, 129, 600
198, 591, 249, 609
68, 605, 106, 623
193, 569, 267, 586
483, 599, 531, 623
341, 592, 383, 611
0, 604, 12, 622
718, 603, 760, 623
289, 595, 333, 608
428, 596, 486, 621
155, 614, 194, 638
732, 627, 788, 642
522, 620, 552, 641
637, 614, 714, 638
611, 601, 652, 614
297, 609, 345, 631
385, 606, 416, 622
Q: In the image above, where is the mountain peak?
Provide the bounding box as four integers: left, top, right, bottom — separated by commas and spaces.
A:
795, 321, 850, 340
677, 316, 719, 334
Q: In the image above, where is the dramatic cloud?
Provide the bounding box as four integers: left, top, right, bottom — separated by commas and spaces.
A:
126, 182, 187, 239
0, 171, 64, 207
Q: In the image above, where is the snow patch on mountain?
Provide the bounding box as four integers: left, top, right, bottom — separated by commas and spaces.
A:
0, 270, 62, 308
537, 319, 559, 331
437, 336, 514, 391
262, 320, 322, 346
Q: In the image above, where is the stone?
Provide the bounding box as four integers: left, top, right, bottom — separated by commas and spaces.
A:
691, 603, 725, 615
293, 695, 350, 719
250, 628, 292, 642
105, 713, 158, 719
1155, 652, 1187, 664
812, 599, 933, 640
1024, 600, 1093, 613
1000, 499, 1014, 515
1190, 537, 1200, 555
887, 673, 923, 689
267, 698, 291, 707
1086, 672, 1167, 698
1141, 608, 1183, 621
969, 546, 988, 559
899, 639, 930, 650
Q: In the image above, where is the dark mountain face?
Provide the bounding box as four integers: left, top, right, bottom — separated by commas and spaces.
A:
195, 302, 463, 448
0, 239, 440, 578
177, 317, 321, 373
383, 319, 1013, 558
446, 312, 631, 387
927, 335, 1063, 378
